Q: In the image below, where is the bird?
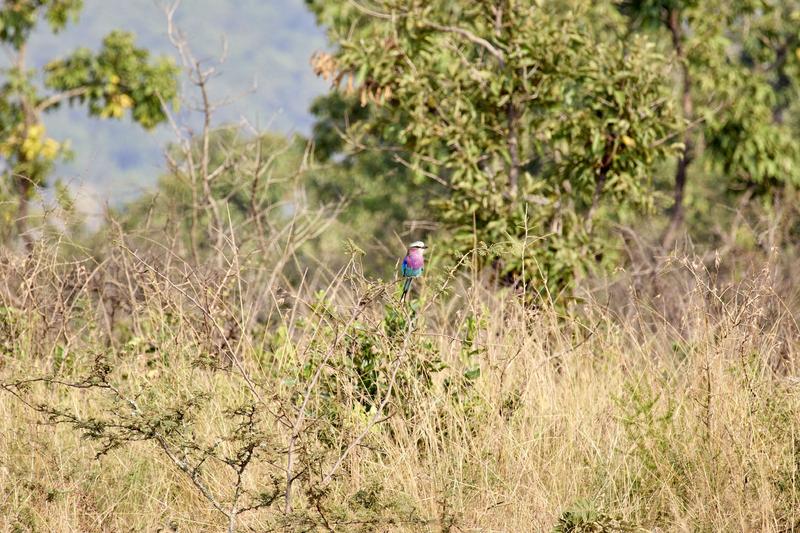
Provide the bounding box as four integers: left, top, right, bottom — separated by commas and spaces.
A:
400, 240, 426, 302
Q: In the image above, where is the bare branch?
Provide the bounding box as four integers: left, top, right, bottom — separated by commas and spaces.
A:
35, 87, 90, 113
422, 21, 505, 65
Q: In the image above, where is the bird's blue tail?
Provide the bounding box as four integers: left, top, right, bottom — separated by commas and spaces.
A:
401, 277, 413, 302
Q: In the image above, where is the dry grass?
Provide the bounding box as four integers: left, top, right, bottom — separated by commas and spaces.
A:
2, 229, 800, 533
4, 2, 800, 530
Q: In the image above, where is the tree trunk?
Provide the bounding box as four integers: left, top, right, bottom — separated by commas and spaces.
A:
13, 44, 36, 250
770, 41, 792, 124
14, 177, 33, 249
496, 4, 520, 200
506, 100, 520, 196
661, 9, 694, 250
586, 136, 614, 234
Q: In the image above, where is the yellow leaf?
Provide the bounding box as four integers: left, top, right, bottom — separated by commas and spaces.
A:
621, 135, 636, 147
27, 124, 45, 141
118, 94, 134, 109
21, 138, 41, 160
41, 138, 60, 160
101, 102, 124, 119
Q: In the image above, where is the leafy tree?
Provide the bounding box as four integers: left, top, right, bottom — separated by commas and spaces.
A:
307, 0, 679, 297
0, 0, 178, 246
711, 1, 800, 195
619, 0, 800, 247
307, 91, 436, 275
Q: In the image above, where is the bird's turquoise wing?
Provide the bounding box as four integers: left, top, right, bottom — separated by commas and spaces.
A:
407, 266, 423, 277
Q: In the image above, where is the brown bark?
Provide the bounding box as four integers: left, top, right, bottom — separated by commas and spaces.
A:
197, 67, 225, 265
495, 2, 519, 197
14, 177, 33, 249
506, 100, 520, 196
586, 136, 614, 233
661, 9, 694, 250
770, 41, 792, 124
12, 44, 36, 250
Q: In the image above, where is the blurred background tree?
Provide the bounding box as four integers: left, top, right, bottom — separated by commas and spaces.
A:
3, 0, 800, 300
306, 0, 680, 297
0, 0, 177, 247
619, 0, 800, 248
306, 91, 436, 274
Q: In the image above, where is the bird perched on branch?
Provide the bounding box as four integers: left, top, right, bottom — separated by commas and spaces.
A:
400, 240, 426, 302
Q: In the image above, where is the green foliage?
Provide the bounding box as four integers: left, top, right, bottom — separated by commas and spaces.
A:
0, 0, 83, 49
308, 91, 433, 274
308, 0, 679, 297
340, 304, 445, 411
0, 306, 21, 358
553, 499, 635, 532
0, 0, 177, 241
304, 0, 800, 287
457, 311, 484, 382
617, 0, 695, 30
703, 2, 800, 192
43, 30, 178, 128
619, 0, 800, 239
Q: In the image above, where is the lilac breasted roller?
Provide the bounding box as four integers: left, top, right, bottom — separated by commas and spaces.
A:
400, 240, 426, 302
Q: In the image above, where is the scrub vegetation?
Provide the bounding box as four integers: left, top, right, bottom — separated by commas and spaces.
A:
3, 1, 800, 531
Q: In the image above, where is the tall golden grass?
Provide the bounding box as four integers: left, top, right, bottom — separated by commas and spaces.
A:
2, 228, 799, 532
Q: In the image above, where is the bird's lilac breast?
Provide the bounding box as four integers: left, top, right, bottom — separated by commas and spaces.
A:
406, 253, 424, 269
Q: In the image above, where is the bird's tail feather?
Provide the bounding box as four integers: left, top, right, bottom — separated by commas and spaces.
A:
401, 277, 413, 302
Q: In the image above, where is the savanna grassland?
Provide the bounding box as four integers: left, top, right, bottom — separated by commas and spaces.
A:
0, 227, 800, 531
4, 0, 800, 531
2, 223, 800, 532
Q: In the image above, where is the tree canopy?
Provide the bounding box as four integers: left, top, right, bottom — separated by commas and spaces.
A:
307, 0, 681, 295
0, 0, 177, 244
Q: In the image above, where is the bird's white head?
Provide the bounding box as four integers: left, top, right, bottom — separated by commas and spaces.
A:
408, 240, 426, 250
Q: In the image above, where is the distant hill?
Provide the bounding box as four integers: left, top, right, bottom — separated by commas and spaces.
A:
22, 0, 329, 208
